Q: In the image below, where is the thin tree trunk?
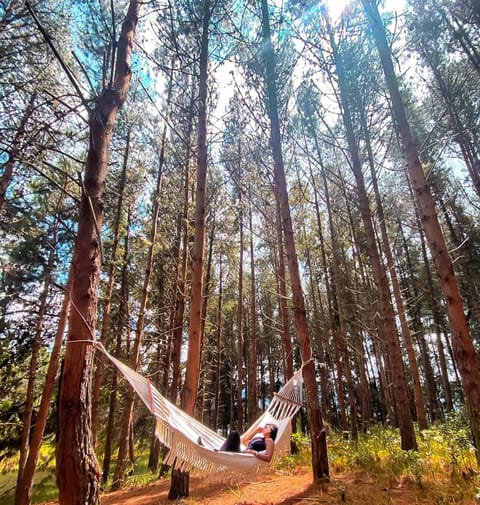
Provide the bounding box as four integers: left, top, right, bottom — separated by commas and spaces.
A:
397, 218, 442, 421
56, 4, 140, 503
112, 94, 167, 491
102, 208, 132, 483
15, 271, 72, 505
170, 1, 211, 499
236, 170, 245, 433
247, 191, 258, 424
361, 112, 427, 430
170, 81, 194, 401
260, 0, 329, 481
275, 200, 293, 381
214, 256, 223, 429
16, 239, 54, 486
0, 93, 36, 211
325, 11, 416, 450
362, 0, 480, 459
92, 127, 131, 445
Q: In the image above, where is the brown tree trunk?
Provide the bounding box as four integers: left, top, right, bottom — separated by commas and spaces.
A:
112, 93, 167, 491
15, 272, 72, 505
361, 113, 427, 430
247, 191, 258, 424
275, 200, 293, 382
214, 256, 223, 429
236, 169, 245, 433
362, 0, 480, 459
260, 0, 329, 482
170, 1, 211, 499
397, 218, 442, 421
319, 151, 357, 439
16, 243, 54, 488
91, 127, 131, 445
103, 217, 131, 483
305, 150, 335, 422
325, 11, 416, 450
56, 3, 140, 503
170, 81, 194, 401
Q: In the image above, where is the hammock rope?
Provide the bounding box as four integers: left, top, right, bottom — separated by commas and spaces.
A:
95, 342, 305, 474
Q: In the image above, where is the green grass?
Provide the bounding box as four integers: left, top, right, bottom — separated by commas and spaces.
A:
1, 414, 479, 504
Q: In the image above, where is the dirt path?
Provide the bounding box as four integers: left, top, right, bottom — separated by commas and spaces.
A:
43, 468, 479, 505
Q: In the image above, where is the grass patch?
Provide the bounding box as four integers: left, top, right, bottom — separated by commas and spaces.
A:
1, 414, 479, 504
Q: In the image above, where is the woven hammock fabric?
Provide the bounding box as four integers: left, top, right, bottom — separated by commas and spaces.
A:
95, 343, 304, 474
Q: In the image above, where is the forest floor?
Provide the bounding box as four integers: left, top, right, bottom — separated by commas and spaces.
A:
41, 466, 480, 505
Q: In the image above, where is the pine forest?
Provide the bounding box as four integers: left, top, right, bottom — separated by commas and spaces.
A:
1, 1, 480, 504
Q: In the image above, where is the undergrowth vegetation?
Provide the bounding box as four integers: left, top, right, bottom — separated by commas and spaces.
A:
1, 414, 479, 504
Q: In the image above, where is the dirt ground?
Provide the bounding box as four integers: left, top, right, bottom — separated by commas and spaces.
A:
43, 467, 480, 505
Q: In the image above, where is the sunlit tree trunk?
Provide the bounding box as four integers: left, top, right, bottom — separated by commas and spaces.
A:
261, 0, 329, 481
362, 0, 480, 459
169, 1, 211, 499
56, 3, 140, 503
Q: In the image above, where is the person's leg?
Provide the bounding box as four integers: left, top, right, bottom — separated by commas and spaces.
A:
219, 430, 240, 452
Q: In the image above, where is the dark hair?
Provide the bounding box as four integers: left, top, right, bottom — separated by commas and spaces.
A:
267, 423, 278, 441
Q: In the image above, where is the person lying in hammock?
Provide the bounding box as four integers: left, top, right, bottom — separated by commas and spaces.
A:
215, 423, 279, 462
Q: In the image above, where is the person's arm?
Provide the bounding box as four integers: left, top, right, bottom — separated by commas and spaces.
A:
240, 426, 262, 446
252, 438, 274, 462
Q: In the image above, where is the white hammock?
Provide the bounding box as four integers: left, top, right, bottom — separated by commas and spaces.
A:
95, 343, 304, 474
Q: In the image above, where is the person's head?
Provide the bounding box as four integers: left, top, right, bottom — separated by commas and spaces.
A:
264, 423, 278, 441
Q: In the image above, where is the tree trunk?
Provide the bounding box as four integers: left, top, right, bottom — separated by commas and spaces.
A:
247, 191, 258, 424
397, 218, 442, 421
260, 0, 329, 482
170, 80, 194, 401
325, 11, 416, 450
361, 112, 427, 430
15, 271, 72, 505
0, 93, 36, 211
236, 163, 245, 433
91, 127, 131, 445
102, 211, 131, 483
362, 0, 480, 459
16, 244, 54, 491
56, 4, 140, 503
170, 1, 211, 499
112, 93, 167, 491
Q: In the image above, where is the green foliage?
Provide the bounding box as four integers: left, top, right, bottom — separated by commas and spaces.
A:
327, 419, 478, 488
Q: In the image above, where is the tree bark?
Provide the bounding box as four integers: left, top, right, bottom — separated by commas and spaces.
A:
260, 0, 329, 482
91, 127, 131, 445
170, 1, 211, 499
103, 215, 131, 483
56, 3, 140, 503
